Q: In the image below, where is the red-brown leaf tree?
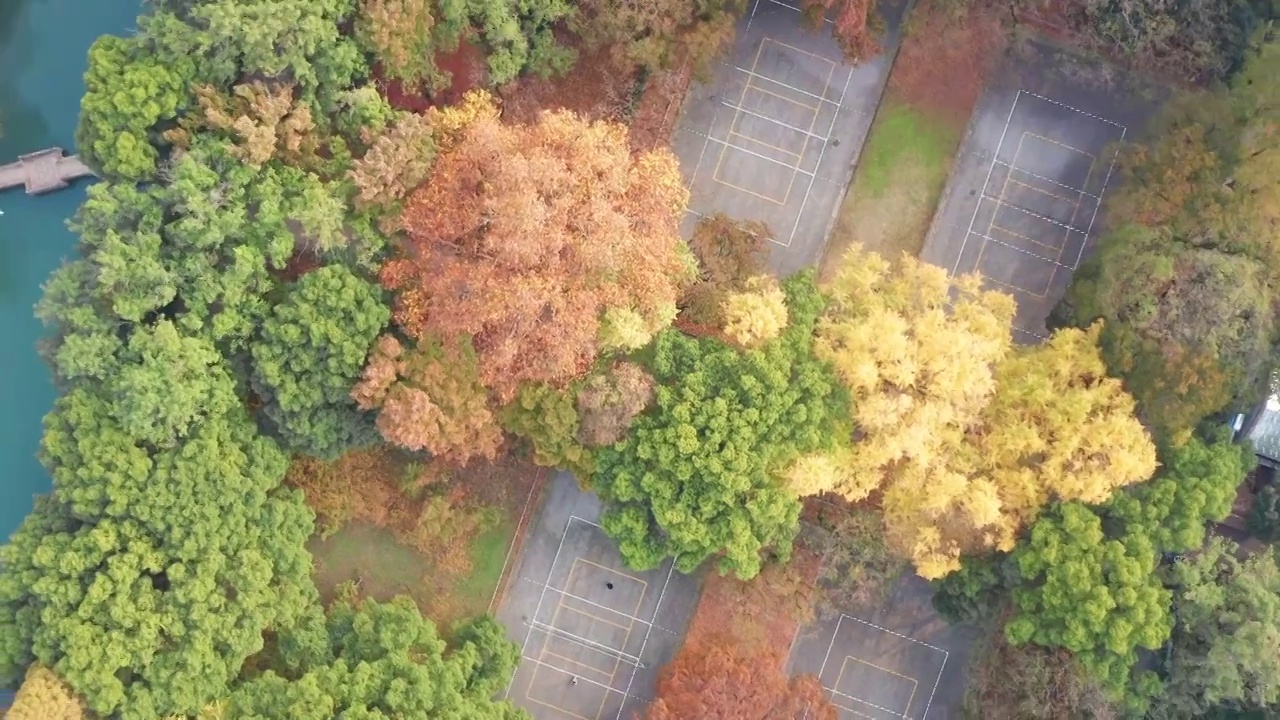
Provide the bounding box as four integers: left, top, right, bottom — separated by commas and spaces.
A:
385, 92, 691, 401
646, 635, 836, 720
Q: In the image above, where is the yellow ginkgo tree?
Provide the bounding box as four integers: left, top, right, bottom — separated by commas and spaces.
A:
790, 246, 1157, 579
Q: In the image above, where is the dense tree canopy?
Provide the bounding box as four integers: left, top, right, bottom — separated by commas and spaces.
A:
352, 334, 504, 465
576, 361, 657, 448
1061, 0, 1265, 82
1105, 429, 1255, 553
961, 634, 1117, 720
1248, 483, 1280, 541
574, 0, 744, 75
252, 265, 390, 459
387, 92, 692, 400
1056, 35, 1280, 445
1155, 537, 1280, 716
0, 405, 318, 718
799, 248, 1154, 578
594, 274, 849, 579
501, 383, 594, 477
938, 432, 1255, 710
40, 138, 349, 382
1060, 225, 1274, 446
646, 635, 835, 720
139, 0, 365, 101
230, 596, 526, 719
77, 35, 196, 180
1005, 503, 1171, 703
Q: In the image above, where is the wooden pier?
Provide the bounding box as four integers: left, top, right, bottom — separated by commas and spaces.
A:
0, 148, 96, 195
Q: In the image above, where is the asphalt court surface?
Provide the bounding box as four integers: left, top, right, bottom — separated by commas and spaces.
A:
922, 40, 1161, 342
500, 475, 699, 720
806, 614, 948, 719
672, 0, 907, 276
953, 90, 1125, 322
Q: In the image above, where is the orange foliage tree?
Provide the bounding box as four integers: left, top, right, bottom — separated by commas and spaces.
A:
646, 636, 836, 720
801, 0, 877, 61
386, 92, 692, 401
351, 334, 503, 465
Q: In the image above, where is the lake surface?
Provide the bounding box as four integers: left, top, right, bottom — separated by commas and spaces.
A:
1, 0, 139, 539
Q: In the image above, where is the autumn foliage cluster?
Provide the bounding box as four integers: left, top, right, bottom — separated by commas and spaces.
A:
385, 92, 690, 399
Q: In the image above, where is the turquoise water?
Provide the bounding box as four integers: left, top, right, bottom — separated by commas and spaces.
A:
1, 0, 139, 538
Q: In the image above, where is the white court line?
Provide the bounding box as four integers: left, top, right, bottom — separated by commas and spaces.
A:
517, 574, 691, 636
829, 614, 951, 720
817, 615, 845, 683
764, 0, 836, 23
488, 471, 543, 614
506, 516, 575, 699
826, 685, 907, 718
993, 160, 1101, 200
720, 99, 831, 142
1020, 89, 1125, 128
730, 64, 844, 108
526, 618, 644, 667
742, 0, 757, 33
839, 614, 949, 655
1072, 125, 1126, 270
967, 231, 1074, 270
980, 193, 1090, 236
701, 132, 817, 177
615, 561, 676, 720
782, 68, 854, 248
832, 706, 876, 720
954, 91, 1020, 275
518, 654, 649, 702
921, 653, 949, 720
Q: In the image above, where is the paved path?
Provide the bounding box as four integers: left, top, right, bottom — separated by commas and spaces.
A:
0, 148, 95, 195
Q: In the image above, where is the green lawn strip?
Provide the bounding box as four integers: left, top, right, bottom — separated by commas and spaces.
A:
309, 521, 430, 606
452, 516, 517, 611
819, 97, 962, 280
308, 513, 517, 630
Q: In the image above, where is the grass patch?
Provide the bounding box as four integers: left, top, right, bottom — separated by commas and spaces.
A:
820, 98, 960, 279
309, 514, 519, 632
310, 521, 428, 605
451, 518, 516, 610
297, 448, 540, 631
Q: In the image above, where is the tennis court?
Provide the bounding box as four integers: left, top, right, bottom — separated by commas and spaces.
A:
922, 39, 1161, 342
671, 0, 908, 275
500, 475, 700, 719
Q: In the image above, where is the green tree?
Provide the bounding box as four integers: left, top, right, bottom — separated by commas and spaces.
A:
1069, 0, 1261, 82
140, 0, 364, 103
1156, 536, 1280, 716
466, 0, 576, 84
76, 35, 196, 180
594, 273, 849, 579
1005, 503, 1172, 702
251, 265, 390, 459
501, 383, 594, 477
111, 320, 240, 447
229, 596, 527, 719
0, 407, 318, 719
1058, 224, 1274, 446
1106, 430, 1255, 553
1247, 483, 1280, 541
39, 138, 349, 379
